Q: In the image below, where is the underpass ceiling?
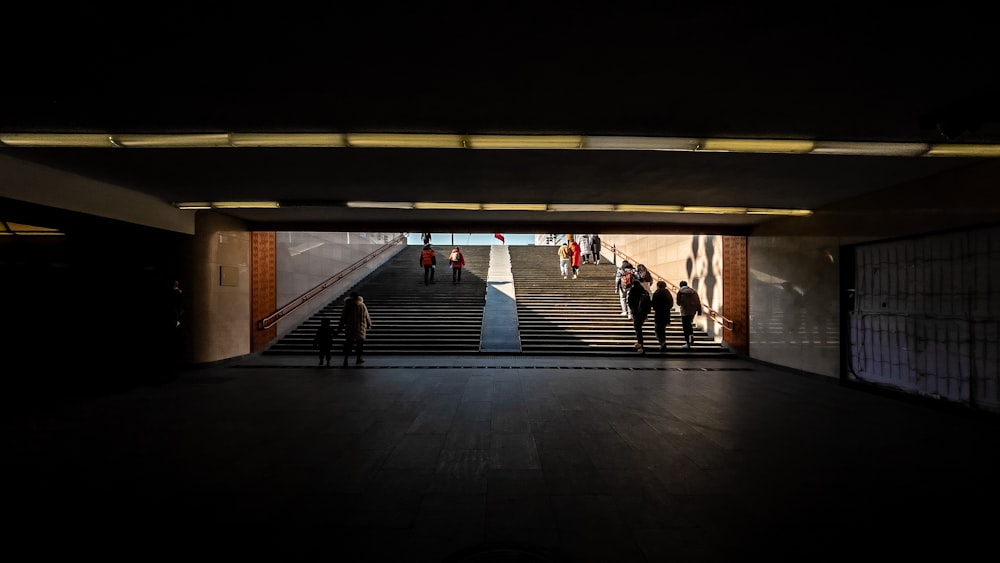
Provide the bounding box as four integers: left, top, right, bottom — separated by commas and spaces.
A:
1, 3, 998, 234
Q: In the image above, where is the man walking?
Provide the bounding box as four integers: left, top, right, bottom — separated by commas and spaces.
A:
675, 280, 703, 349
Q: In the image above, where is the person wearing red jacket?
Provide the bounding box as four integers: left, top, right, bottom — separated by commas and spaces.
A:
448, 247, 466, 284
567, 234, 582, 279
419, 244, 436, 285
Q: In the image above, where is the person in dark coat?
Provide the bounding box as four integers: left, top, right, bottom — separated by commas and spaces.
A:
651, 280, 674, 352
626, 278, 652, 353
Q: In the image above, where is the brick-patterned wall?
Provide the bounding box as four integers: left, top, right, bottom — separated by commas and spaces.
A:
251, 232, 277, 352
723, 236, 749, 355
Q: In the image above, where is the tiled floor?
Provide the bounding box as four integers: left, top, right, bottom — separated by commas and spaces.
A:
4, 354, 999, 562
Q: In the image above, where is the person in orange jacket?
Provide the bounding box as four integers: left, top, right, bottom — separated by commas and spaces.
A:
419, 244, 437, 285
448, 246, 466, 284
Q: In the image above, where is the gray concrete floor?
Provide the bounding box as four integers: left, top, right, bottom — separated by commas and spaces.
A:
4, 353, 999, 562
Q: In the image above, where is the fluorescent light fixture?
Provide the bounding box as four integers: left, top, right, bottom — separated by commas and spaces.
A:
699, 138, 815, 153
413, 202, 483, 210
481, 203, 548, 211
229, 133, 347, 147
211, 201, 281, 208
546, 204, 617, 212
0, 133, 119, 147
346, 133, 465, 148
811, 141, 929, 156
614, 204, 684, 213
466, 135, 583, 149
682, 206, 749, 214
113, 134, 232, 148
175, 202, 212, 209
925, 144, 1000, 157
1, 222, 64, 235
346, 201, 415, 209
747, 208, 814, 216
583, 136, 699, 151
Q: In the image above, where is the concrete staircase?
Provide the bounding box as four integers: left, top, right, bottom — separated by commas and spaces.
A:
509, 245, 733, 357
262, 245, 492, 355
262, 244, 734, 357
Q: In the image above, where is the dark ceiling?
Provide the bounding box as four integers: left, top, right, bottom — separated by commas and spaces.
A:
2, 3, 998, 234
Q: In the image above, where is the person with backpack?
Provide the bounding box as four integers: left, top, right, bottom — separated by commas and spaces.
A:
448, 246, 466, 284
676, 280, 703, 349
615, 260, 635, 318
626, 278, 652, 353
651, 280, 675, 352
558, 242, 573, 279
419, 244, 437, 285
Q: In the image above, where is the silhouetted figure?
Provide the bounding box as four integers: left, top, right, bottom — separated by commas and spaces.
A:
651, 280, 674, 352
313, 318, 335, 366
337, 291, 372, 366
421, 232, 432, 245
676, 280, 703, 349
420, 244, 437, 285
172, 280, 184, 329
627, 278, 652, 353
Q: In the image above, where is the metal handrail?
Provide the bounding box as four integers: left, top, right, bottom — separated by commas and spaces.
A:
605, 241, 734, 332
257, 234, 407, 331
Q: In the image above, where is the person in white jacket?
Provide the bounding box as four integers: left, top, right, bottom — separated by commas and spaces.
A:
579, 234, 592, 264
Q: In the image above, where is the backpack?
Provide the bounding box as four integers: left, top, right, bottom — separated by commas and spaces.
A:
620, 268, 634, 288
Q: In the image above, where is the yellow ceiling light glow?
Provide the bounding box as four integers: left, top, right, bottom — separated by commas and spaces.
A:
546, 204, 617, 212
346, 133, 465, 148
682, 206, 749, 214
0, 133, 119, 147
811, 141, 930, 156
925, 144, 1000, 157
466, 135, 584, 149
699, 138, 816, 153
614, 204, 684, 213
481, 203, 548, 211
583, 136, 699, 151
175, 202, 212, 209
211, 201, 281, 208
346, 201, 415, 209
113, 134, 232, 148
746, 208, 814, 216
413, 202, 483, 210
229, 133, 347, 147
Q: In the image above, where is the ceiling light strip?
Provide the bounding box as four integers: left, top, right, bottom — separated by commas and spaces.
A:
6, 132, 1000, 158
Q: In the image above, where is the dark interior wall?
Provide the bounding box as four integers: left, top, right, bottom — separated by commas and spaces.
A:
1, 198, 188, 392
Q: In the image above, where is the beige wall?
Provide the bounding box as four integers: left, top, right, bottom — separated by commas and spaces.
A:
598, 234, 725, 341
186, 211, 253, 364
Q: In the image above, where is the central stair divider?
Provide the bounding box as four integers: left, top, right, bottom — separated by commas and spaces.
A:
479, 244, 522, 353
